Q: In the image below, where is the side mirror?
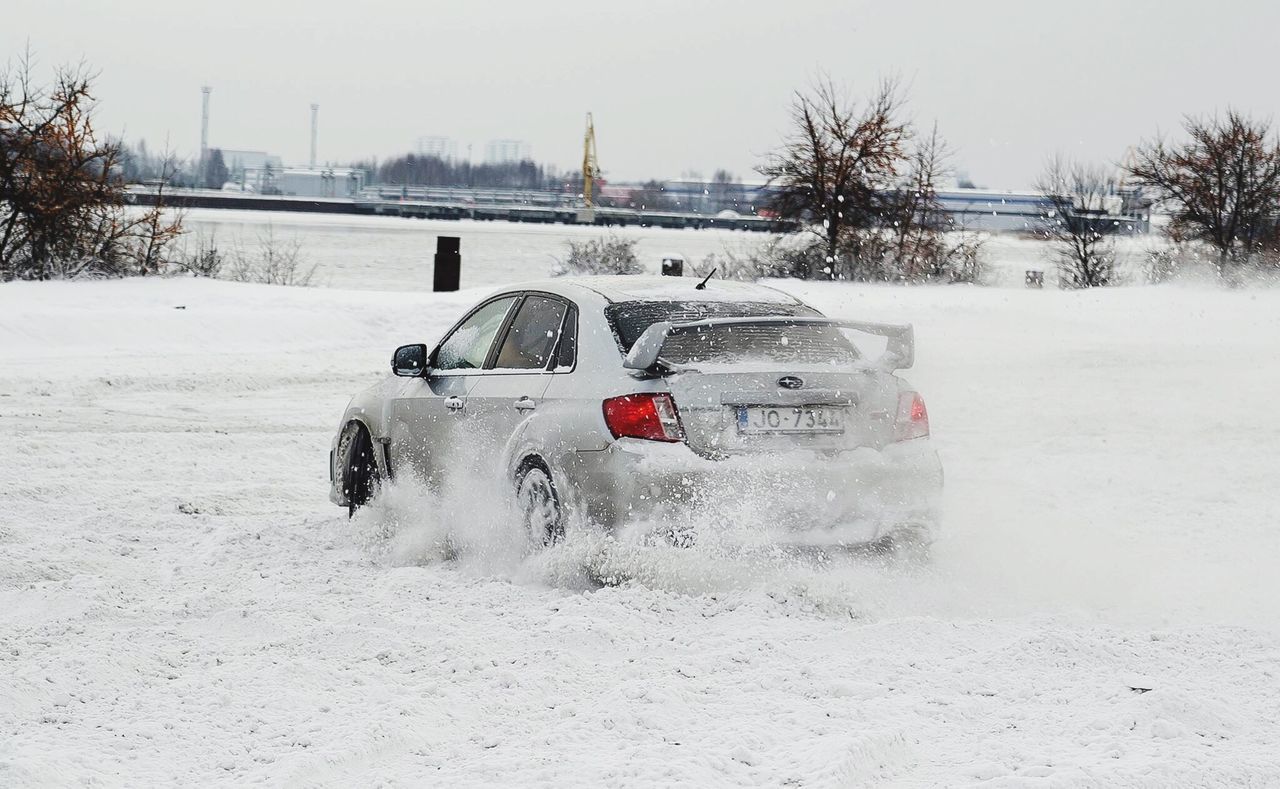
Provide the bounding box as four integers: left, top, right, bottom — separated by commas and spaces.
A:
392, 343, 429, 377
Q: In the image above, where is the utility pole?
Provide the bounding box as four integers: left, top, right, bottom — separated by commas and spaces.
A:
200, 86, 211, 173
310, 103, 319, 169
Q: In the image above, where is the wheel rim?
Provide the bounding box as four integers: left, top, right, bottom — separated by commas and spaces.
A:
518, 468, 562, 546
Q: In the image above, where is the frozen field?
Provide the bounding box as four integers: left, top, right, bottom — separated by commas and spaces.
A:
2, 227, 1279, 785
178, 208, 1164, 291
179, 209, 760, 292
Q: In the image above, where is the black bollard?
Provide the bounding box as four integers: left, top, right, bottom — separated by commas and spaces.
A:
434, 236, 461, 292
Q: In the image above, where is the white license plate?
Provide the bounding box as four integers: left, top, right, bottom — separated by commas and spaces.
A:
737, 406, 846, 434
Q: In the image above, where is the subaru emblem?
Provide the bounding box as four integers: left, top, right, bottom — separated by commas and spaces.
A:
777, 376, 804, 390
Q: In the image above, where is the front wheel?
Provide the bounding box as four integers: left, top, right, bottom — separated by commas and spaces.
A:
341, 424, 379, 518
515, 464, 564, 548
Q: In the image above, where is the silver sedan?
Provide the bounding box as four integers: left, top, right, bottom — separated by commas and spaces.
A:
330, 276, 942, 552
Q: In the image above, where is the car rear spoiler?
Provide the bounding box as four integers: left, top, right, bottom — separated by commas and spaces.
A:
623, 316, 915, 372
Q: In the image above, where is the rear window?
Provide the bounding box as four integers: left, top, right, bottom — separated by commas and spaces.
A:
605, 300, 861, 366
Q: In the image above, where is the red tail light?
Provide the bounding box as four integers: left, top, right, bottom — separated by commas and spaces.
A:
603, 393, 685, 442
894, 391, 930, 441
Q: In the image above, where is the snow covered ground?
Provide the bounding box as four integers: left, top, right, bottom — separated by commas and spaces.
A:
3, 237, 1280, 784
179, 209, 760, 292
178, 208, 1165, 291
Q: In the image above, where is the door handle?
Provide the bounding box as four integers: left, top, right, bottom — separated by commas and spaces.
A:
514, 397, 536, 412
444, 396, 464, 412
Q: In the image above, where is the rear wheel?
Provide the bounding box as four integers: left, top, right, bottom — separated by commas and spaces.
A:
341, 423, 379, 518
883, 524, 934, 563
516, 463, 564, 548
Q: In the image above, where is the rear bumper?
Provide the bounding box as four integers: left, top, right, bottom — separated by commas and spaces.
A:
560, 438, 943, 546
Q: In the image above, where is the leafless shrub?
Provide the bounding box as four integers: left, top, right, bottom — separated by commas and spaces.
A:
1144, 246, 1183, 284
0, 52, 183, 281
840, 226, 986, 284
924, 232, 987, 284
690, 237, 818, 281
553, 234, 642, 276
226, 227, 315, 286
171, 230, 224, 278
691, 228, 984, 286
689, 252, 751, 282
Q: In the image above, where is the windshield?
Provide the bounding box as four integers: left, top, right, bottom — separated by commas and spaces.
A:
605, 300, 860, 365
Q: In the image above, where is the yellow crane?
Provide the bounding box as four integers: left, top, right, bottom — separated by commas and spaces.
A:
580, 113, 600, 222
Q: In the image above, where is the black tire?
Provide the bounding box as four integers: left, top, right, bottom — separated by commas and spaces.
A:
342, 424, 378, 518
515, 461, 564, 547
883, 525, 934, 563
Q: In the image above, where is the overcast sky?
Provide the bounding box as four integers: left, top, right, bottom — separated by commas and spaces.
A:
7, 0, 1278, 188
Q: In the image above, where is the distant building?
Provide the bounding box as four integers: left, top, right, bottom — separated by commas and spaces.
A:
630, 181, 1151, 234
277, 168, 366, 198
219, 149, 283, 174
230, 166, 366, 197
935, 190, 1056, 232
416, 136, 457, 161
484, 139, 529, 164
936, 188, 1149, 233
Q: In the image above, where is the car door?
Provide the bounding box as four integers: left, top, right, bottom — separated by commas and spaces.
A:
388, 295, 519, 487
464, 294, 572, 475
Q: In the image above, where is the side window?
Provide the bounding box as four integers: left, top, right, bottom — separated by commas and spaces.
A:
554, 306, 578, 371
492, 296, 568, 370
434, 296, 518, 371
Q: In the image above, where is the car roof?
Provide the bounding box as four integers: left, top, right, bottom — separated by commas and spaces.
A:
494, 275, 804, 305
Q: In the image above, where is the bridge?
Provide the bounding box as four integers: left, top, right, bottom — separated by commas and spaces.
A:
126, 187, 797, 232
127, 185, 1150, 235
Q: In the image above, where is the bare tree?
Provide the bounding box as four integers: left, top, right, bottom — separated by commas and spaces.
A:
885, 123, 955, 281
1035, 156, 1117, 289
903, 127, 986, 283
116, 137, 172, 183
758, 77, 911, 278
1127, 110, 1280, 275
375, 153, 551, 190
131, 153, 186, 276
202, 148, 229, 189
1, 51, 182, 280
794, 118, 984, 284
